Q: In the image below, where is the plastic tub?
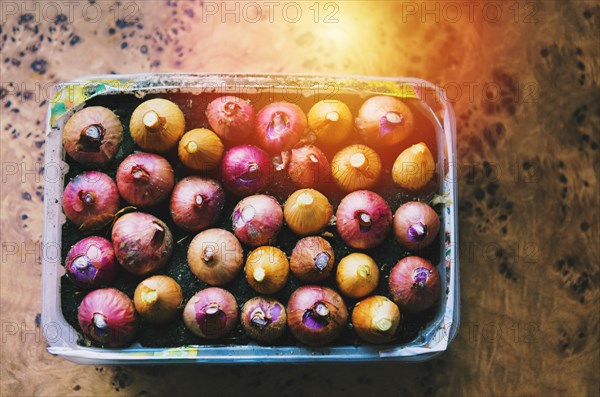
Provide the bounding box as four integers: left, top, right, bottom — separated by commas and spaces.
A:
41, 74, 459, 364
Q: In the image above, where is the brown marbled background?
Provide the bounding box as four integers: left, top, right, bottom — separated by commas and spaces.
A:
0, 1, 598, 396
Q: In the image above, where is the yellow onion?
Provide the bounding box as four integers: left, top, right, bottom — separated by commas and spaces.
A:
283, 189, 332, 236
290, 236, 335, 283
336, 253, 379, 299
355, 96, 415, 147
331, 144, 382, 192
392, 142, 436, 191
188, 229, 244, 286
307, 100, 353, 146
129, 98, 185, 152
133, 275, 183, 324
178, 128, 224, 172
352, 296, 400, 344
62, 106, 123, 167
245, 246, 289, 294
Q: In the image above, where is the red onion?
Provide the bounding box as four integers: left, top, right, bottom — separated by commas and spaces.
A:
62, 171, 119, 231
241, 296, 287, 343
183, 288, 238, 339
389, 256, 441, 312
111, 212, 173, 276
221, 145, 272, 196
355, 96, 415, 147
289, 237, 335, 283
232, 195, 282, 247
336, 190, 392, 249
287, 286, 348, 346
287, 145, 331, 188
116, 152, 174, 208
206, 95, 256, 143
187, 229, 244, 286
77, 288, 137, 347
393, 202, 440, 250
170, 177, 225, 232
65, 236, 118, 289
256, 102, 307, 153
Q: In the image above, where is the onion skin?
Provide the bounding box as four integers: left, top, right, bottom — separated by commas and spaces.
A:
77, 288, 137, 347
245, 246, 289, 294
336, 190, 392, 249
129, 98, 185, 153
232, 195, 283, 247
183, 288, 238, 339
187, 229, 244, 286
65, 236, 118, 289
331, 144, 382, 192
241, 296, 287, 343
63, 106, 123, 167
355, 96, 415, 147
290, 237, 335, 283
389, 256, 441, 313
256, 102, 307, 153
352, 296, 400, 344
116, 152, 175, 208
178, 128, 224, 172
287, 286, 348, 346
206, 96, 255, 143
336, 253, 379, 299
393, 202, 440, 250
111, 212, 174, 276
392, 142, 436, 191
170, 177, 225, 232
307, 100, 353, 146
283, 189, 333, 236
134, 275, 183, 324
288, 145, 332, 189
221, 145, 273, 196
62, 171, 119, 231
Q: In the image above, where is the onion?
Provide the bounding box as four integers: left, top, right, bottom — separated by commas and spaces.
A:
170, 177, 225, 232
245, 246, 289, 294
283, 189, 333, 236
187, 229, 244, 286
65, 236, 118, 289
287, 145, 331, 188
178, 128, 224, 172
77, 288, 137, 347
290, 236, 335, 283
352, 296, 400, 344
129, 98, 185, 153
221, 145, 272, 196
206, 95, 255, 143
62, 171, 119, 231
134, 275, 183, 324
336, 190, 392, 249
336, 253, 379, 299
241, 296, 287, 343
392, 142, 436, 191
331, 144, 382, 192
307, 100, 353, 146
183, 288, 238, 339
287, 286, 348, 346
389, 256, 441, 312
116, 152, 175, 208
393, 202, 440, 250
256, 102, 307, 153
111, 212, 173, 276
62, 106, 123, 167
232, 195, 283, 247
355, 96, 415, 147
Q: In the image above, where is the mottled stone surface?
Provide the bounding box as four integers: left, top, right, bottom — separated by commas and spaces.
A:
0, 1, 598, 396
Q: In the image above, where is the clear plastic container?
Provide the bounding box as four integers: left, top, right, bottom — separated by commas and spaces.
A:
42, 74, 459, 364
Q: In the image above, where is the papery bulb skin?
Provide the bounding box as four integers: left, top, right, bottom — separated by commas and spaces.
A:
178, 128, 224, 172
245, 246, 289, 294
290, 237, 335, 283
62, 171, 120, 231
331, 144, 382, 192
336, 253, 380, 299
65, 236, 118, 289
170, 177, 225, 232
336, 190, 392, 249
388, 256, 441, 313
232, 195, 283, 247
241, 296, 287, 343
183, 288, 238, 339
256, 102, 307, 153
352, 296, 400, 344
393, 202, 440, 250
129, 98, 185, 153
392, 143, 436, 191
355, 96, 415, 147
287, 145, 331, 189
63, 106, 123, 167
134, 275, 183, 324
116, 152, 175, 208
283, 189, 333, 236
307, 100, 353, 147
221, 145, 273, 196
187, 229, 244, 286
206, 96, 256, 143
